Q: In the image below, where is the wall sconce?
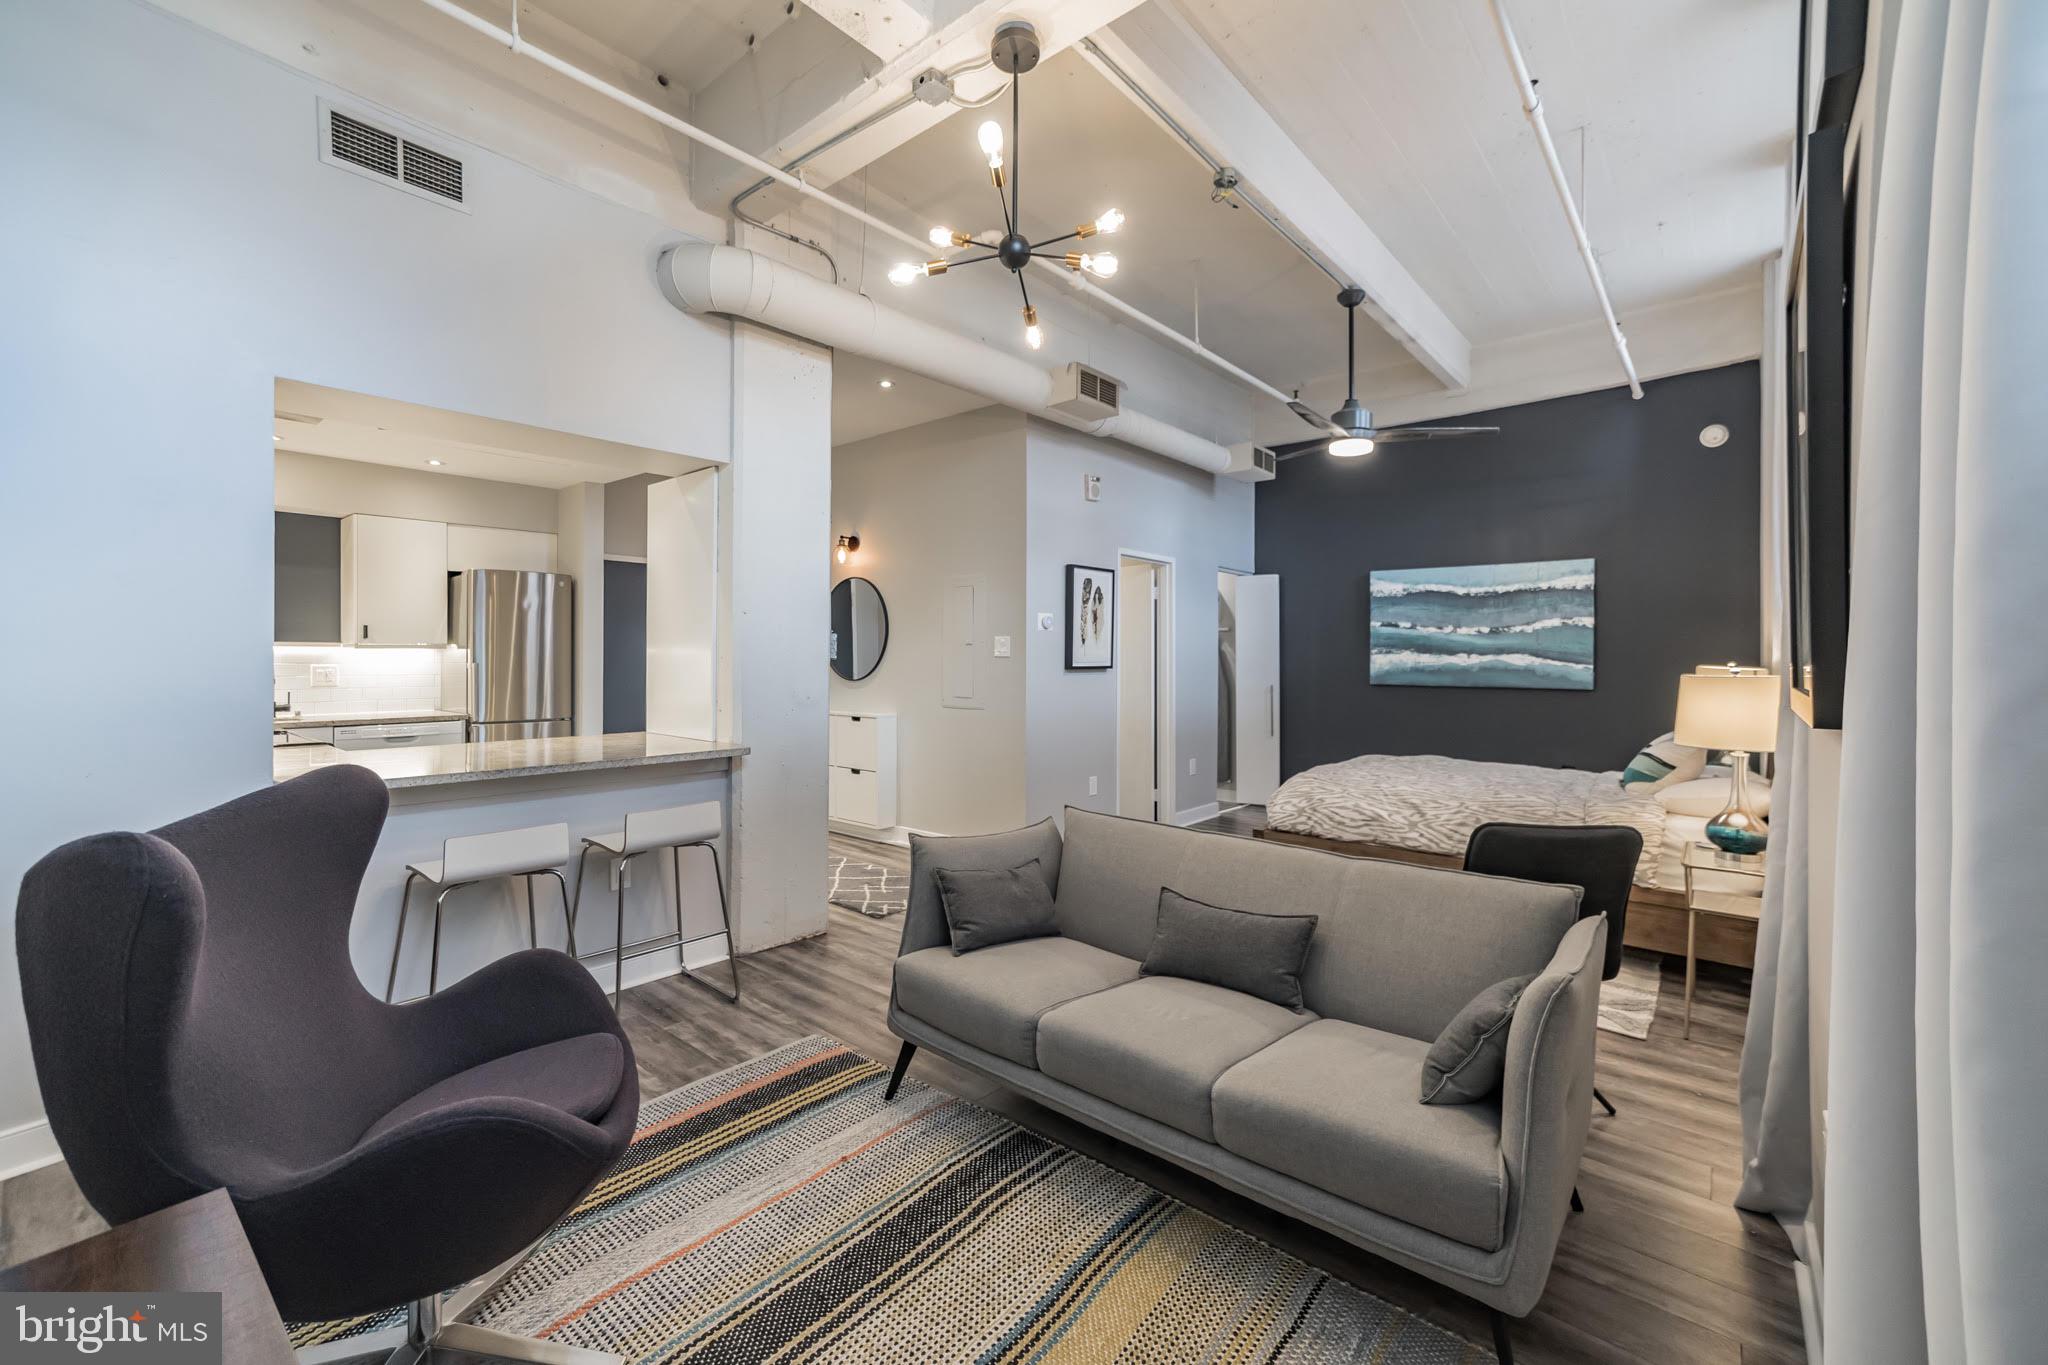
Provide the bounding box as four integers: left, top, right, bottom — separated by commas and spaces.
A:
835, 534, 861, 565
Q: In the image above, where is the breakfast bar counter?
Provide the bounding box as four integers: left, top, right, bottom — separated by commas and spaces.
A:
272, 731, 749, 789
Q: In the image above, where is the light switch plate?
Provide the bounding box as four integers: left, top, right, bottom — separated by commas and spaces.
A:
1088, 776, 1099, 796
310, 664, 339, 687
992, 635, 1011, 657
1188, 757, 1198, 775
1083, 474, 1101, 501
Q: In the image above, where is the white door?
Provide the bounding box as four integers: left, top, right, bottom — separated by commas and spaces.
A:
1232, 574, 1281, 805
1117, 561, 1158, 819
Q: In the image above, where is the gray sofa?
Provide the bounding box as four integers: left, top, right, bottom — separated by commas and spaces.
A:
884, 808, 1605, 1358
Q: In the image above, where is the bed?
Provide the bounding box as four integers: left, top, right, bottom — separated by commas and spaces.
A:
1254, 753, 1764, 967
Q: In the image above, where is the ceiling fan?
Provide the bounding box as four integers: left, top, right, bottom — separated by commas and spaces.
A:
1276, 287, 1500, 458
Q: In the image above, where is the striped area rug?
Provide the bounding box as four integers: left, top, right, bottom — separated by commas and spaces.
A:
298, 1036, 1493, 1362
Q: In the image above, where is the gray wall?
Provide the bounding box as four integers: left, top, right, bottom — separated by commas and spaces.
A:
1256, 362, 1762, 776
1025, 419, 1256, 823
603, 559, 646, 732
831, 407, 1029, 834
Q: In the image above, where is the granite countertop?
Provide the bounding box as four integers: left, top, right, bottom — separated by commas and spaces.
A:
272, 731, 749, 789
273, 709, 469, 729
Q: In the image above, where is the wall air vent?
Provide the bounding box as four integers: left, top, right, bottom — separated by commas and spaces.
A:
318, 101, 469, 212
1049, 362, 1123, 421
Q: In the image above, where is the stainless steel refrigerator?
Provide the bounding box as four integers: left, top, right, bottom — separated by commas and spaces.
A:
449, 570, 574, 741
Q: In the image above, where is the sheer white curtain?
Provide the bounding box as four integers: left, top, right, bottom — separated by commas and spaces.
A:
1823, 0, 2047, 1360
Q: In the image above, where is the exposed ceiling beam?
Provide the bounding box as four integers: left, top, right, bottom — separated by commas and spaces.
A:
1079, 1, 1472, 390
797, 0, 935, 63
689, 0, 1148, 210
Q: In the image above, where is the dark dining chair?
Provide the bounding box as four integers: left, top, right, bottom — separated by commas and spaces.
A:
1464, 821, 1642, 1120
15, 765, 638, 1364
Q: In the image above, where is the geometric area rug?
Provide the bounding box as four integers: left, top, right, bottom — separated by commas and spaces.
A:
291, 1035, 1496, 1362
827, 854, 909, 918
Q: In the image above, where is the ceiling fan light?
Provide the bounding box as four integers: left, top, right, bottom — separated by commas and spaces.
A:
1328, 435, 1375, 458
1094, 207, 1125, 234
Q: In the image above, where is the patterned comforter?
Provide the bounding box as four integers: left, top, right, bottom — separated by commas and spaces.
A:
1267, 752, 1669, 888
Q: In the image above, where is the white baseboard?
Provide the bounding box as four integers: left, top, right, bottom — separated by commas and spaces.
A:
1171, 801, 1221, 827
0, 1116, 63, 1182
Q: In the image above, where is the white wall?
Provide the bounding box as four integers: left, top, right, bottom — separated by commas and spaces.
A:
1023, 420, 1255, 825
555, 482, 607, 736
830, 407, 1029, 835
275, 450, 560, 533
0, 0, 734, 1167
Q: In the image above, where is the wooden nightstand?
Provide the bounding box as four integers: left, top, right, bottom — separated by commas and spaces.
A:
1680, 841, 1767, 1038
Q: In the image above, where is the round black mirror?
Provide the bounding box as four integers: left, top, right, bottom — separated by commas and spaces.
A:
830, 577, 889, 681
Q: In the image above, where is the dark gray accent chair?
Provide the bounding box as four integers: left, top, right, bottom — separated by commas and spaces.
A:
884, 809, 1605, 1364
15, 765, 637, 1364
1463, 821, 1643, 1119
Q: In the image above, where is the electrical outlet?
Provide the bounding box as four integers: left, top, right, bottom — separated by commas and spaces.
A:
310, 664, 339, 687
1088, 776, 1098, 797
992, 635, 1011, 658
1188, 757, 1198, 775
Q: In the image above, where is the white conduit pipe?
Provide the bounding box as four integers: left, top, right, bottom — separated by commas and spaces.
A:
414, 0, 1291, 414
1488, 0, 1643, 400
661, 245, 1233, 474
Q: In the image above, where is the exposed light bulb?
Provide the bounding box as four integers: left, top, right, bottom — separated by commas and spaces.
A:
1094, 207, 1125, 235
835, 543, 848, 564
1328, 435, 1375, 458
1080, 251, 1119, 279
978, 120, 1005, 157
928, 226, 954, 249
1022, 305, 1043, 351
888, 261, 922, 286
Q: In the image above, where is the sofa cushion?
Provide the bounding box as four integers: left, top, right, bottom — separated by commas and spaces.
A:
893, 936, 1140, 1067
1142, 889, 1318, 1010
1036, 977, 1316, 1142
935, 859, 1059, 954
904, 819, 1064, 956
1056, 809, 1579, 1041
1212, 1019, 1509, 1250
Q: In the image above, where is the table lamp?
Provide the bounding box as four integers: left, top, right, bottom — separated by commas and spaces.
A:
1673, 666, 1778, 854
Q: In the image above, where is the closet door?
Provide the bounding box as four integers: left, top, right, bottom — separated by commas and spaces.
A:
1232, 575, 1281, 805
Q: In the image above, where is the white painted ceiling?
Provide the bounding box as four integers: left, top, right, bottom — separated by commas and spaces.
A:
272, 381, 713, 489
831, 353, 991, 447
528, 0, 805, 93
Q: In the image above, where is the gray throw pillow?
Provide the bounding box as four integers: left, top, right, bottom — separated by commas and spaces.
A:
1141, 888, 1318, 1011
934, 859, 1058, 954
906, 818, 1062, 955
1421, 974, 1537, 1104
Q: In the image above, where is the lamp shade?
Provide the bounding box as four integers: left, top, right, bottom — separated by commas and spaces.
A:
1674, 672, 1779, 753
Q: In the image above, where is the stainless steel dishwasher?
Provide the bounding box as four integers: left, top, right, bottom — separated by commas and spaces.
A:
330, 720, 468, 751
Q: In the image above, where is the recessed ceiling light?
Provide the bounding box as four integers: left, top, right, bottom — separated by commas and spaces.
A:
878, 379, 894, 389
1698, 423, 1730, 448
426, 459, 445, 467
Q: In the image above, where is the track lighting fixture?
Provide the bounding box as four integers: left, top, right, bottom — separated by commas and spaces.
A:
884, 21, 1129, 355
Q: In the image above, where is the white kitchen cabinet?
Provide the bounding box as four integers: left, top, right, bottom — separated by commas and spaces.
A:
446, 524, 556, 573
341, 514, 449, 646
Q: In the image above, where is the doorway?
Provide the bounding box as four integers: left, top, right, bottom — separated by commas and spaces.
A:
1117, 553, 1173, 821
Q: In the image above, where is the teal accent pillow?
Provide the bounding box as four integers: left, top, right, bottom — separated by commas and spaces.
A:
1620, 732, 1707, 793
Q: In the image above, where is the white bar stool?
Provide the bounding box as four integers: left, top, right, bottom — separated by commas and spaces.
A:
385, 823, 574, 1003
570, 801, 739, 1007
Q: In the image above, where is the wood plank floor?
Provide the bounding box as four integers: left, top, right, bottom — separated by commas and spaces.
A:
1, 827, 1801, 1364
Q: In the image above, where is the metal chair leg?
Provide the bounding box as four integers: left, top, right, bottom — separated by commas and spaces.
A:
385, 870, 422, 1003
884, 1041, 916, 1101
543, 867, 576, 956
1594, 1085, 1617, 1117
428, 882, 472, 997
1571, 1186, 1585, 1214
523, 873, 539, 949
677, 841, 741, 1004
613, 856, 627, 1008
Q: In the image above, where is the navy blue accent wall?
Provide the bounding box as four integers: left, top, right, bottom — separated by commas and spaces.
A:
1256, 362, 1761, 777
602, 559, 646, 734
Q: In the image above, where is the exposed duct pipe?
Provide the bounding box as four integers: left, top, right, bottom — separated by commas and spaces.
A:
661, 244, 1232, 474
1487, 0, 1644, 400
412, 0, 1292, 414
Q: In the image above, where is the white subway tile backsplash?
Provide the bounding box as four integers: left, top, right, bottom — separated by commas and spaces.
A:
272, 646, 461, 718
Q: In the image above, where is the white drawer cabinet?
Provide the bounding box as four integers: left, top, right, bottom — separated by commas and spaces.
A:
827, 712, 896, 830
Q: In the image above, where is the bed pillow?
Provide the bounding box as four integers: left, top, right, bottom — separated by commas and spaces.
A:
1142, 888, 1318, 1011
1421, 973, 1536, 1104
1657, 772, 1773, 818
1619, 732, 1708, 793
934, 859, 1058, 954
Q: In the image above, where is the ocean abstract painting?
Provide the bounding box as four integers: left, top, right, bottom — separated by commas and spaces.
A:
1369, 558, 1595, 690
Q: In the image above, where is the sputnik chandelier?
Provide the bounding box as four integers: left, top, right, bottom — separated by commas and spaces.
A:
887, 21, 1125, 352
